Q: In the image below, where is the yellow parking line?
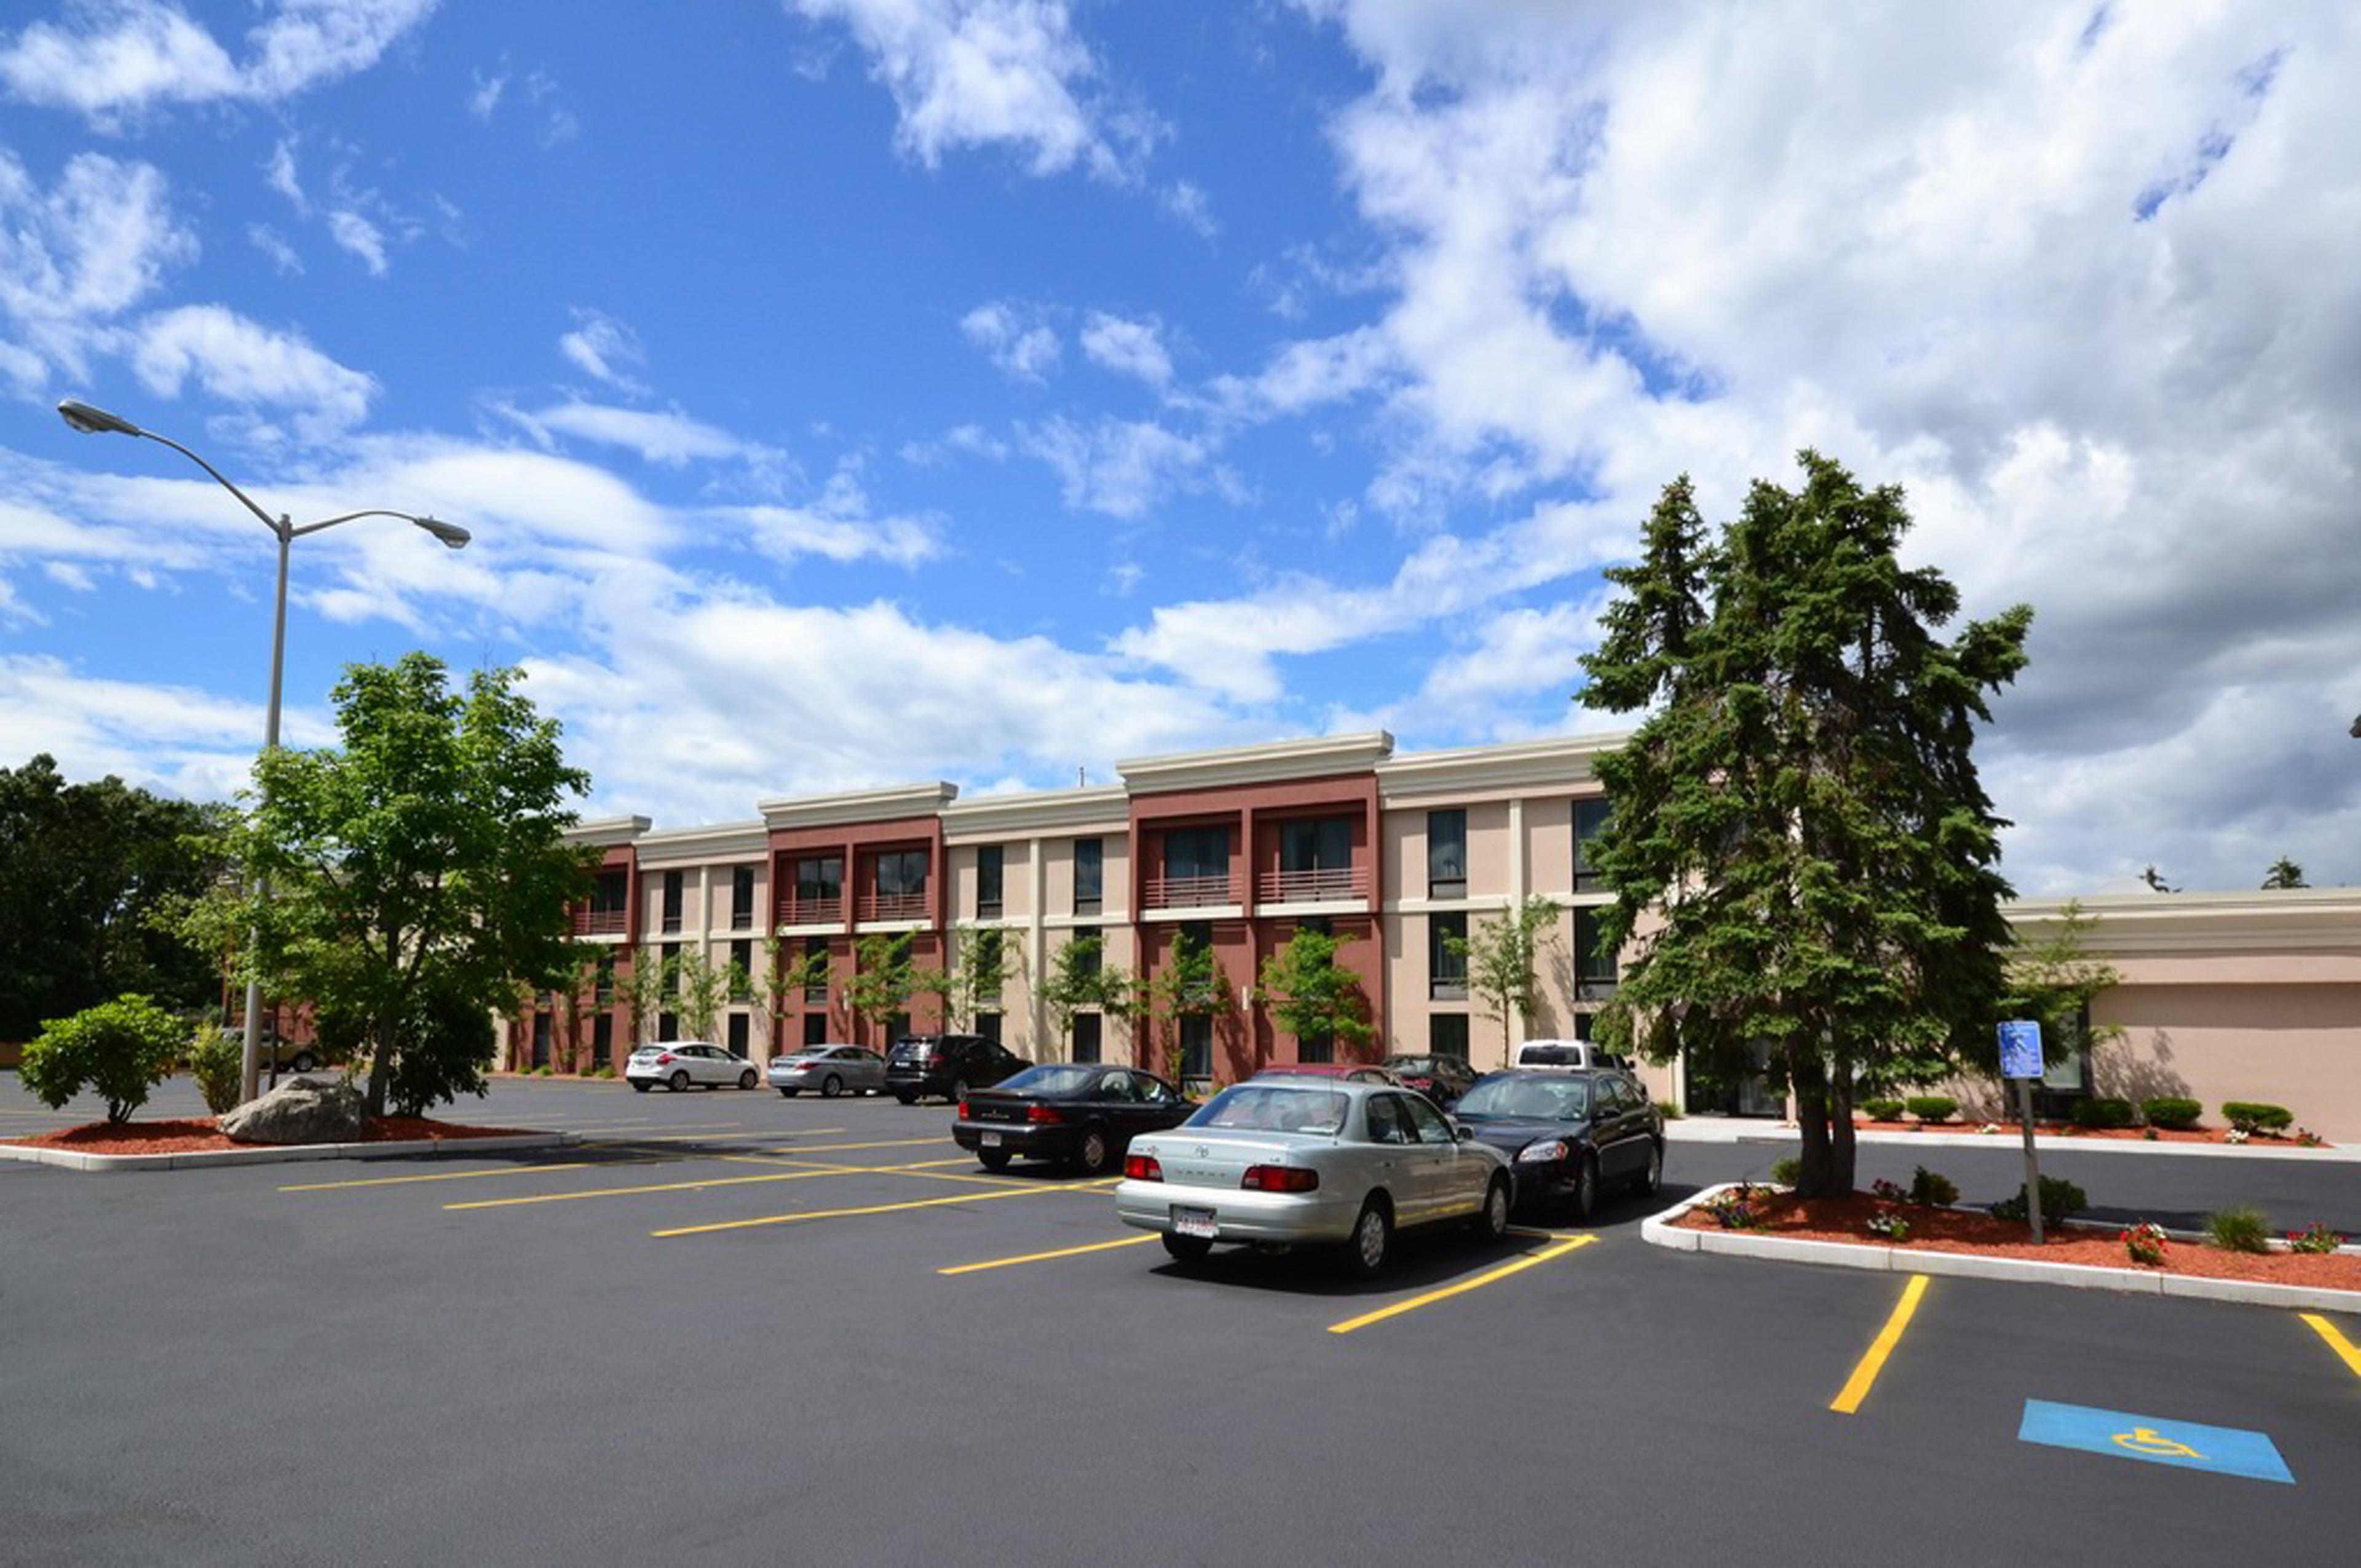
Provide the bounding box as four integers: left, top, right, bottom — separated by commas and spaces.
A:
281, 1162, 599, 1192
759, 1138, 952, 1155
1326, 1235, 1597, 1336
940, 1234, 1160, 1275
577, 1127, 762, 1145
447, 1163, 866, 1210
2300, 1313, 2361, 1379
653, 1179, 1117, 1238
1830, 1274, 1931, 1415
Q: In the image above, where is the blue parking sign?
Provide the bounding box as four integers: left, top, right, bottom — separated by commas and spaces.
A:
1998, 1020, 2043, 1080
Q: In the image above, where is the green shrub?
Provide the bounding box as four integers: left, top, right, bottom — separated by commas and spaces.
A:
2142, 1097, 2202, 1131
188, 1025, 245, 1115
2071, 1097, 2135, 1130
2221, 1102, 2293, 1134
590, 1065, 615, 1080
1904, 1095, 1956, 1125
18, 994, 188, 1124
2204, 1206, 2271, 1254
1768, 1155, 1801, 1187
1988, 1176, 2089, 1228
1657, 1102, 1683, 1120
1908, 1166, 1959, 1206
1859, 1098, 1905, 1122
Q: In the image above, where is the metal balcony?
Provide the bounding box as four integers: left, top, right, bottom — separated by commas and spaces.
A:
1256, 865, 1367, 905
1143, 873, 1242, 911
858, 890, 930, 923
775, 895, 844, 927
570, 908, 627, 937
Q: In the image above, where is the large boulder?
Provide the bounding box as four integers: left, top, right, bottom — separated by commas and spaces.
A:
219, 1075, 367, 1145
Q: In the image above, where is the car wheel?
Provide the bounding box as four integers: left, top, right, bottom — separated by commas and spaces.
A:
944, 1077, 968, 1106
1161, 1233, 1213, 1264
1637, 1138, 1664, 1197
669, 1069, 689, 1093
893, 1091, 917, 1106
289, 1051, 317, 1074
1070, 1125, 1112, 1176
631, 1081, 651, 1093
1568, 1154, 1599, 1222
820, 1074, 843, 1099
1474, 1174, 1512, 1240
1338, 1197, 1393, 1279
739, 1069, 758, 1091
778, 1088, 798, 1098
976, 1148, 1012, 1173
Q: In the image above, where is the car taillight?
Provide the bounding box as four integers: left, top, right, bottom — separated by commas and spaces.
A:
656, 1053, 674, 1064
1124, 1154, 1162, 1181
1241, 1164, 1319, 1193
957, 1099, 970, 1119
1026, 1104, 1063, 1124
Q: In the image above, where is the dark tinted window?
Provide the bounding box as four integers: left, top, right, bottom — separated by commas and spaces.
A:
1072, 1013, 1102, 1064
796, 857, 842, 902
977, 845, 1003, 916
1074, 838, 1104, 912
1279, 817, 1352, 873
1430, 1014, 1469, 1059
661, 870, 684, 933
876, 849, 927, 898
1573, 799, 1613, 890
1163, 827, 1229, 882
732, 865, 756, 927
1430, 913, 1467, 999
1427, 810, 1466, 895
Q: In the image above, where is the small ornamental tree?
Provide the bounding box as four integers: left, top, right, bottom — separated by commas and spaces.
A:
1255, 927, 1374, 1059
1040, 933, 1134, 1057
19, 993, 187, 1123
946, 924, 1017, 1032
1151, 928, 1228, 1085
668, 949, 734, 1043
758, 936, 831, 1048
845, 932, 920, 1040
1998, 899, 2124, 1091
1448, 897, 1559, 1060
2261, 858, 2308, 890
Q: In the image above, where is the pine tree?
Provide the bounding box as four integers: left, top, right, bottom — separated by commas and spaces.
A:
1581, 454, 2033, 1196
2261, 857, 2307, 890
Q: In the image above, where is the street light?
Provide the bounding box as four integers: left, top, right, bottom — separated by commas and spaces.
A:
58, 397, 471, 1101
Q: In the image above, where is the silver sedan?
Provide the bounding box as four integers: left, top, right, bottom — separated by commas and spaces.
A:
767, 1044, 887, 1098
1114, 1080, 1513, 1277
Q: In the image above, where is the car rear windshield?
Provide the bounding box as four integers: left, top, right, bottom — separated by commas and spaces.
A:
1188, 1085, 1349, 1134
997, 1064, 1096, 1096
890, 1041, 933, 1060
1457, 1077, 1590, 1121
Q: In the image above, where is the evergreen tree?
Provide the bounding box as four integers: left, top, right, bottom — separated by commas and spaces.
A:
2261, 857, 2307, 890
1581, 454, 2033, 1196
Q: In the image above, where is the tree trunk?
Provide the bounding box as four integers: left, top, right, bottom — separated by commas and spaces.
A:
1828, 1063, 1858, 1194
365, 1016, 396, 1119
1789, 1045, 1837, 1196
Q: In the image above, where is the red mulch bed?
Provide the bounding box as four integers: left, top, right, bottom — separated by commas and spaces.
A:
1676, 1190, 2361, 1290
1851, 1118, 2330, 1147
7, 1116, 544, 1155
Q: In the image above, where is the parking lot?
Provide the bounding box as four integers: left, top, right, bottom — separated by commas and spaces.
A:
5, 1076, 2360, 1567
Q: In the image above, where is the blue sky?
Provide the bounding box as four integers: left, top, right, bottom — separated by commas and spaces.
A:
2, 1, 2355, 893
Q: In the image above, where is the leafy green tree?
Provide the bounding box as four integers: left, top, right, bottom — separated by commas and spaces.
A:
1447, 897, 1559, 1061
945, 924, 1016, 1032
0, 754, 235, 1040
18, 993, 188, 1123
1040, 933, 1134, 1056
1256, 927, 1374, 1058
1581, 454, 2033, 1197
609, 950, 670, 1048
1999, 899, 2124, 1089
759, 936, 831, 1048
669, 949, 734, 1043
236, 654, 596, 1117
1150, 928, 1228, 1085
845, 931, 920, 1040
2261, 857, 2308, 890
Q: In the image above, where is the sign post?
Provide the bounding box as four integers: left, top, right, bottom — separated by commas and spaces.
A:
1998, 1020, 2046, 1245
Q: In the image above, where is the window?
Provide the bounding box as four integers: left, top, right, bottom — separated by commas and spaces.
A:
970, 928, 1004, 985
1430, 913, 1468, 1000
976, 1012, 1002, 1043
657, 1012, 678, 1043
729, 939, 753, 1002
1573, 799, 1613, 892
1072, 1013, 1102, 1064
726, 1013, 749, 1056
661, 869, 684, 934
1074, 837, 1103, 914
1279, 817, 1353, 874
1430, 1013, 1469, 1060
662, 943, 682, 994
591, 1012, 613, 1069
530, 1013, 551, 1069
1163, 826, 1230, 882
1427, 810, 1466, 898
1072, 936, 1102, 980
1403, 1094, 1455, 1145
802, 1012, 828, 1048
594, 954, 614, 1005
876, 849, 927, 898
796, 855, 842, 905
1297, 1031, 1332, 1065
1575, 909, 1618, 991
1574, 1012, 1595, 1042
1179, 1015, 1212, 1079
588, 868, 628, 918
1366, 1094, 1414, 1144
977, 845, 1003, 918
732, 866, 756, 929
803, 936, 829, 1003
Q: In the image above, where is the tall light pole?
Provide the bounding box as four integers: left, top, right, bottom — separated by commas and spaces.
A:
58, 398, 470, 1103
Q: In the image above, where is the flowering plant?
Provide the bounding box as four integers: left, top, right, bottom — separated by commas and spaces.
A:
1866, 1213, 1912, 1242
2225, 1129, 2250, 1145
2296, 1128, 2326, 1148
1977, 1122, 2002, 1135
1870, 1178, 1907, 1203
1705, 1184, 1766, 1230
2288, 1222, 2345, 1255
2121, 1221, 2169, 1266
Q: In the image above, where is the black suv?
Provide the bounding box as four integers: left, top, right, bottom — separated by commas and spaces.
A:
885, 1034, 1028, 1105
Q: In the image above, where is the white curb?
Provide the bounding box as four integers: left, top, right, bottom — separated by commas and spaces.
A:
1661, 1120, 2361, 1162
0, 1130, 579, 1173
1640, 1182, 2361, 1312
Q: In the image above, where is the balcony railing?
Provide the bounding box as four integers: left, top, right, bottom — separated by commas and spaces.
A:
775, 894, 844, 927
1256, 865, 1368, 905
859, 890, 930, 923
1144, 873, 1242, 911
571, 908, 627, 937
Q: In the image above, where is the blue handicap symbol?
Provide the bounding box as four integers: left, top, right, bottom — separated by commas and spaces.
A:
2018, 1399, 2293, 1484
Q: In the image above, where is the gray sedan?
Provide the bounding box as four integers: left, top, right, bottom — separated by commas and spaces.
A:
1114, 1080, 1513, 1277
767, 1044, 886, 1098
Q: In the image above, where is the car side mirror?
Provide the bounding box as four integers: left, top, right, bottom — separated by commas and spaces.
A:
1454, 1123, 1474, 1142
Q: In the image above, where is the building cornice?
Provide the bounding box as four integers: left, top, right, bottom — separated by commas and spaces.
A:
635, 820, 767, 866
1377, 732, 1632, 804
565, 815, 650, 848
2006, 889, 2361, 955
942, 785, 1130, 841
757, 782, 959, 831
1118, 732, 1395, 795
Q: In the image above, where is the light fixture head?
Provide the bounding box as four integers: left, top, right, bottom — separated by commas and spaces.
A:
57, 398, 143, 437
414, 515, 471, 549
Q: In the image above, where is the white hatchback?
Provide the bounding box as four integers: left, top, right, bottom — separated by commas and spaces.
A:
625, 1042, 758, 1093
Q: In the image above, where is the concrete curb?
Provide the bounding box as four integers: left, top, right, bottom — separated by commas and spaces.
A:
1662, 1121, 2360, 1163
0, 1130, 579, 1173
1639, 1182, 2361, 1313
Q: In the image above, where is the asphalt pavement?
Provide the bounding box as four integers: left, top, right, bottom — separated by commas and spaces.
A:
3, 1075, 2357, 1567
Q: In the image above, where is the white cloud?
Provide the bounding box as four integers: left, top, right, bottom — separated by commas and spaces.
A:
0, 0, 439, 117
468, 66, 505, 119
325, 208, 387, 275
960, 299, 1060, 382
265, 137, 306, 212
0, 149, 196, 375
789, 0, 1145, 179
130, 304, 377, 439
558, 307, 648, 393
525, 401, 754, 466
247, 222, 304, 275
1160, 179, 1214, 236
0, 652, 303, 802
1078, 311, 1171, 388
1019, 414, 1224, 520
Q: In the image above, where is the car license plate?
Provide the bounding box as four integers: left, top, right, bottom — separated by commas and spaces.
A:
980, 1131, 1002, 1147
1171, 1206, 1217, 1239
